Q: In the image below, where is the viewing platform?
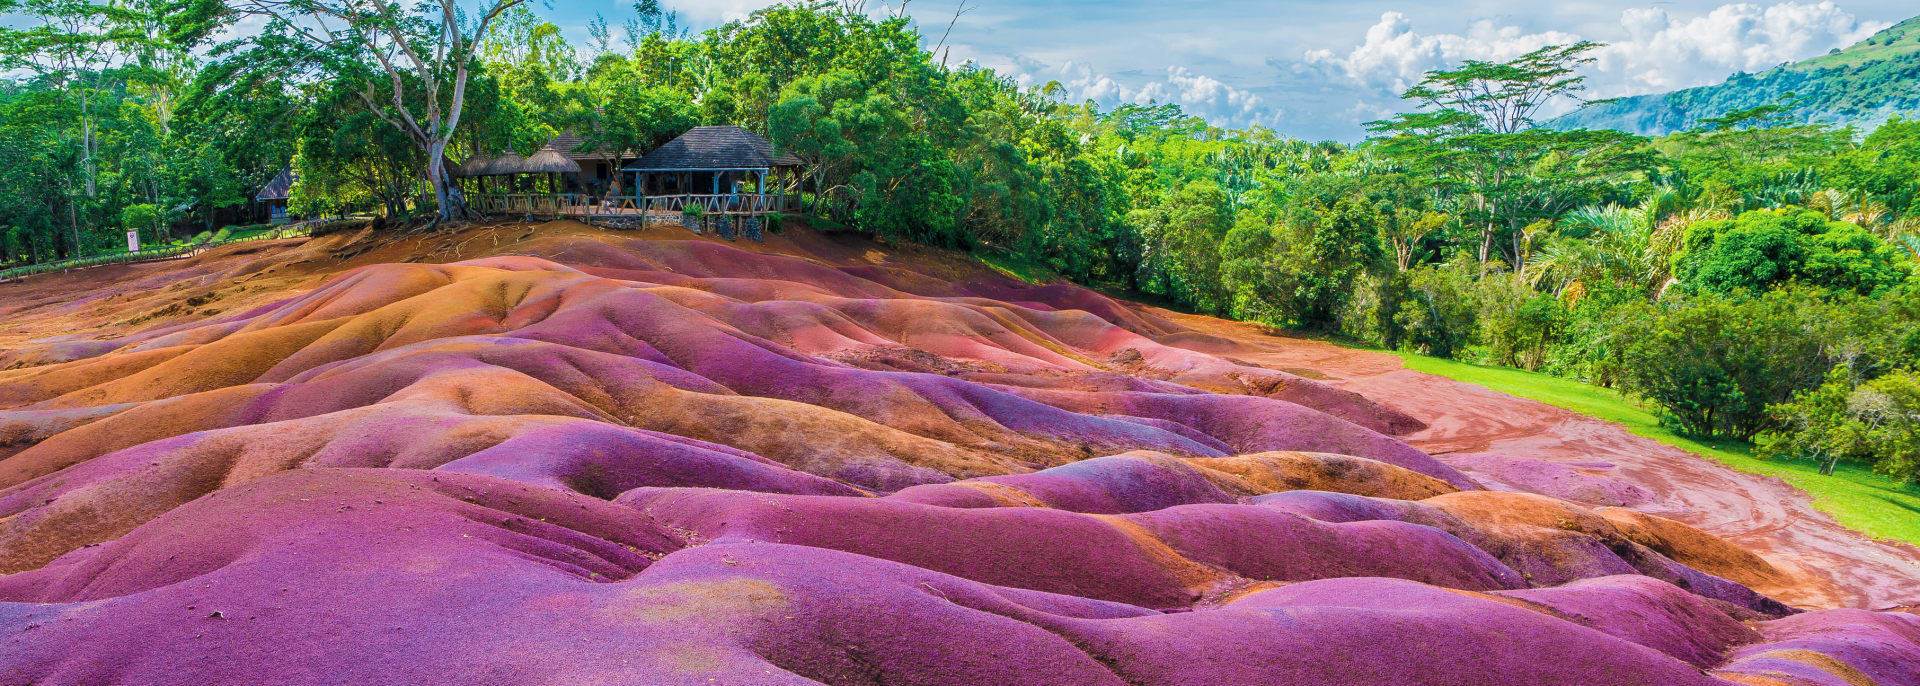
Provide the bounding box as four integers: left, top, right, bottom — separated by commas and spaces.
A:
467, 192, 801, 219
467, 192, 803, 240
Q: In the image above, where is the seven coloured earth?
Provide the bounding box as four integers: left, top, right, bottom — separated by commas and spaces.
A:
1, 220, 1918, 685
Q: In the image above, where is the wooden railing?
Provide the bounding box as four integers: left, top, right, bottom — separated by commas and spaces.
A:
0, 222, 318, 282
469, 193, 579, 215
468, 193, 800, 219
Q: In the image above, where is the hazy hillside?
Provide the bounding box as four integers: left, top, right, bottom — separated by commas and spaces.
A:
1554, 16, 1920, 135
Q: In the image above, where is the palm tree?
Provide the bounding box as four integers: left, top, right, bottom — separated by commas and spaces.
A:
1893, 232, 1920, 263
1885, 215, 1920, 242
1525, 233, 1603, 292
1537, 188, 1724, 297
1745, 167, 1820, 209
1808, 188, 1851, 219
1843, 198, 1890, 228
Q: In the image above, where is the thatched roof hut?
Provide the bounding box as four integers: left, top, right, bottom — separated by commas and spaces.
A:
520, 146, 583, 174
455, 155, 493, 178
624, 126, 802, 172
458, 146, 583, 177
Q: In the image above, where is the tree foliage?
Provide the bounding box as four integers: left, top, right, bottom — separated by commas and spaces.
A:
1760, 365, 1920, 482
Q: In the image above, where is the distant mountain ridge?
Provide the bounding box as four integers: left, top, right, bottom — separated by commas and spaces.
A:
1552, 15, 1920, 136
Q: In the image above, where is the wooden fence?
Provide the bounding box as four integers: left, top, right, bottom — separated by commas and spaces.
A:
468, 193, 800, 220
0, 222, 318, 282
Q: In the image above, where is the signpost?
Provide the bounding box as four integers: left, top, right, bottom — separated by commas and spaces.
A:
126, 230, 140, 253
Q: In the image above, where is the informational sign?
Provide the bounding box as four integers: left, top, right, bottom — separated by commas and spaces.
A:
127, 230, 140, 253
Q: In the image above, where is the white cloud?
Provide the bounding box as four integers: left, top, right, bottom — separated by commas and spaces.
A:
661, 0, 773, 25
1041, 61, 1280, 128
209, 13, 270, 47
1295, 2, 1889, 124
1595, 2, 1887, 95
1164, 67, 1267, 118
1301, 12, 1580, 95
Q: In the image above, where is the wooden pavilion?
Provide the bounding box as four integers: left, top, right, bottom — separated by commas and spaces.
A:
455, 128, 638, 198
456, 145, 582, 192
623, 125, 804, 215
459, 125, 803, 238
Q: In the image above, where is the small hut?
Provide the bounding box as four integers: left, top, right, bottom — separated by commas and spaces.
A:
623, 126, 803, 206
453, 146, 585, 215
457, 145, 583, 194
521, 146, 584, 193
256, 167, 296, 223
455, 155, 494, 179
547, 129, 635, 194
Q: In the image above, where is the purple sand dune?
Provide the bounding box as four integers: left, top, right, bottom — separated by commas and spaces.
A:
0, 469, 1866, 686
891, 452, 1240, 513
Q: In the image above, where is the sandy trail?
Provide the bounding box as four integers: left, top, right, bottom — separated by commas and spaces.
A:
1157, 310, 1920, 610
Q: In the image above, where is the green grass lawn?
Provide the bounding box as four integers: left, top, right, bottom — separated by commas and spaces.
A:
974, 250, 1055, 284
1394, 352, 1920, 547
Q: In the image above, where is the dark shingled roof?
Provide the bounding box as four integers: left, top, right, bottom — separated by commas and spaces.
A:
626, 126, 802, 171
256, 167, 295, 201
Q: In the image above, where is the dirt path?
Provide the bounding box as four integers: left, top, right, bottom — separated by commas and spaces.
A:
1155, 309, 1920, 610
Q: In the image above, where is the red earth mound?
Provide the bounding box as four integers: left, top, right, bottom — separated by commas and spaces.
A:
1, 220, 1916, 685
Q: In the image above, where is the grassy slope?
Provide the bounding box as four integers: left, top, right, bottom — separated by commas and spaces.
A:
974, 250, 1056, 284
1552, 14, 1920, 134
1800, 16, 1920, 70
1394, 352, 1920, 547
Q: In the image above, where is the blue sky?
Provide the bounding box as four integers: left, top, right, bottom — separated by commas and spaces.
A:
534, 0, 1915, 141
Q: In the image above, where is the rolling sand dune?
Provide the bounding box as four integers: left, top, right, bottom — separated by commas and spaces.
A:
1, 220, 1915, 685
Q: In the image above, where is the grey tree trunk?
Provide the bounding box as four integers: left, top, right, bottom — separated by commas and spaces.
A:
428, 142, 467, 222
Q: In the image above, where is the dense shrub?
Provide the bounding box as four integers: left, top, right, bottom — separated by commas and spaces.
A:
121, 204, 160, 240
1281, 198, 1388, 329
1221, 196, 1387, 330
1394, 261, 1480, 359
1540, 280, 1645, 386
1609, 292, 1828, 438
1477, 273, 1566, 371
1800, 222, 1908, 295
1673, 210, 1807, 294
1674, 208, 1906, 296
1759, 365, 1920, 482
1132, 181, 1233, 315
1338, 272, 1407, 351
